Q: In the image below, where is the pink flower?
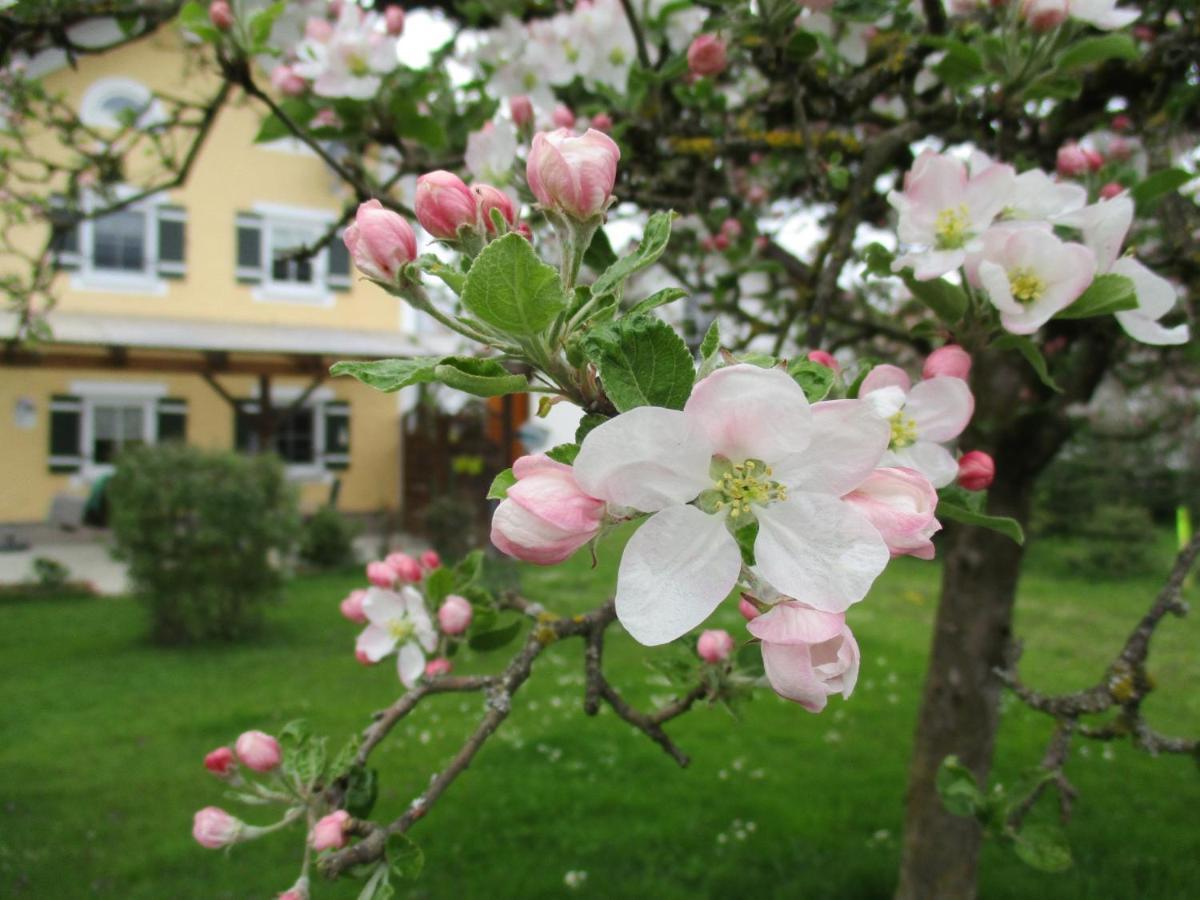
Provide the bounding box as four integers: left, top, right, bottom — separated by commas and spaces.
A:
552, 103, 576, 129
957, 450, 996, 491
844, 467, 941, 560
438, 594, 473, 635
1099, 182, 1124, 200
573, 366, 892, 645
385, 552, 423, 583
235, 730, 281, 772
748, 602, 860, 713
1111, 114, 1132, 132
1083, 148, 1104, 172
1056, 143, 1088, 177
806, 350, 838, 371
356, 587, 437, 687
306, 18, 333, 42
591, 113, 613, 132
687, 34, 728, 77
526, 128, 620, 220
193, 807, 242, 849
714, 233, 730, 251
973, 226, 1095, 334
419, 550, 441, 570
1022, 0, 1067, 32
366, 560, 397, 588
415, 170, 478, 240
425, 657, 453, 677
510, 95, 534, 127
720, 218, 743, 239
340, 589, 368, 624
492, 454, 606, 565
343, 200, 417, 285
311, 810, 351, 852
697, 629, 735, 663
208, 0, 234, 31
922, 345, 971, 381
270, 65, 307, 97
472, 184, 517, 234
204, 746, 236, 776
738, 596, 761, 621
384, 6, 405, 35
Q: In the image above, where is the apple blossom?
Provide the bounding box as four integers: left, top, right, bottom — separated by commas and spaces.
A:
464, 120, 519, 185
844, 467, 941, 560
204, 746, 235, 776
807, 350, 839, 371
1056, 143, 1089, 179
311, 810, 351, 852
1022, 0, 1067, 32
552, 103, 576, 129
747, 602, 860, 712
340, 589, 368, 624
1112, 114, 1132, 132
591, 113, 614, 132
343, 200, 417, 286
208, 1, 233, 31
974, 226, 1096, 334
415, 171, 478, 240
687, 34, 728, 78
292, 5, 399, 100
438, 594, 473, 635
472, 184, 517, 234
957, 451, 995, 491
1069, 0, 1139, 30
1083, 148, 1104, 172
355, 587, 437, 688
235, 730, 281, 772
384, 5, 405, 36
922, 345, 971, 381
385, 552, 423, 583
366, 560, 397, 588
573, 365, 892, 645
269, 64, 307, 98
425, 657, 453, 677
860, 365, 974, 489
420, 550, 441, 570
1099, 182, 1123, 200
697, 629, 735, 663
510, 95, 534, 127
526, 128, 621, 221
1004, 169, 1087, 221
491, 454, 606, 564
193, 807, 243, 849
888, 150, 1015, 280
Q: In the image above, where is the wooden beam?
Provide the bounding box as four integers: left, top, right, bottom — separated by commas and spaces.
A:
0, 348, 331, 377
201, 372, 238, 409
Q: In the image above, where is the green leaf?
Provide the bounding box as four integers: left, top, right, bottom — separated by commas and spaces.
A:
787, 358, 835, 402
329, 734, 361, 781
1055, 34, 1137, 72
178, 1, 220, 42
487, 468, 516, 500
629, 287, 688, 316
937, 500, 1025, 545
583, 315, 695, 412
735, 641, 765, 677
433, 356, 528, 397
468, 619, 523, 652
863, 243, 895, 277
248, 0, 287, 50
786, 30, 819, 61
344, 766, 378, 819
424, 567, 455, 605
1056, 273, 1137, 319
993, 334, 1060, 393
389, 95, 448, 150
1021, 74, 1082, 102
899, 272, 968, 324
454, 549, 484, 587
252, 98, 312, 143
386, 832, 425, 880
331, 358, 439, 391
575, 413, 607, 443
421, 257, 466, 294
699, 320, 720, 360
583, 226, 618, 272
545, 443, 581, 465
1131, 168, 1192, 211
935, 755, 986, 818
461, 233, 566, 334
1013, 823, 1073, 873
926, 38, 985, 88
591, 211, 674, 299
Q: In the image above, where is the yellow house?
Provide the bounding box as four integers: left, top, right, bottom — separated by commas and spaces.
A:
0, 22, 452, 524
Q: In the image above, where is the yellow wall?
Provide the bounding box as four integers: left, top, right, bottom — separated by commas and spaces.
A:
0, 366, 401, 522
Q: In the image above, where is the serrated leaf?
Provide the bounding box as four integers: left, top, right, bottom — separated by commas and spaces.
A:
545, 443, 580, 465
937, 500, 1025, 545
1013, 824, 1073, 873
1131, 168, 1192, 211
575, 413, 607, 443
935, 755, 985, 818
629, 287, 688, 315
331, 358, 440, 392
329, 734, 361, 781
424, 567, 455, 605
787, 358, 835, 402
387, 832, 425, 880
583, 315, 695, 412
344, 766, 378, 819
583, 226, 618, 271
487, 468, 516, 500
591, 211, 674, 299
454, 550, 484, 586
1055, 34, 1137, 72
1056, 273, 1136, 319
461, 233, 566, 334
899, 271, 967, 324
421, 256, 466, 294
699, 320, 720, 360
993, 333, 1060, 393
926, 38, 985, 88
433, 356, 528, 397
248, 0, 286, 50
468, 619, 523, 652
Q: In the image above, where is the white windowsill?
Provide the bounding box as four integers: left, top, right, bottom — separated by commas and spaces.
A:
71, 271, 168, 296
252, 282, 334, 308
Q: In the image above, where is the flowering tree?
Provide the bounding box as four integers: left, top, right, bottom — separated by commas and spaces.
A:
2, 0, 1198, 897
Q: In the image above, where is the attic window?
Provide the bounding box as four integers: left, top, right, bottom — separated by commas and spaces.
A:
80, 77, 160, 128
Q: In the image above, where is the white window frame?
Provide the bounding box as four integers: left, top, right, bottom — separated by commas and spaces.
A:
70, 187, 170, 295
249, 203, 336, 307
70, 381, 167, 479
79, 76, 165, 129
242, 385, 337, 482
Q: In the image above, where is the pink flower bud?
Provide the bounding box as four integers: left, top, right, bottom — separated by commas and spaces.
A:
748, 603, 859, 712
355, 648, 373, 665
311, 810, 351, 852
720, 217, 743, 239
277, 877, 310, 900
922, 344, 972, 381
270, 65, 307, 97
1106, 136, 1131, 161
1099, 181, 1124, 200
1111, 114, 1132, 132
384, 6, 405, 35
193, 807, 242, 849
419, 550, 441, 570
697, 629, 735, 663
806, 350, 839, 371
204, 746, 236, 776
425, 657, 453, 677
311, 107, 340, 130
591, 113, 613, 132
1132, 25, 1155, 43
957, 450, 996, 491
552, 103, 576, 129
526, 128, 621, 221
700, 236, 717, 253
713, 233, 730, 251
738, 596, 761, 621
844, 467, 941, 560
687, 34, 728, 77
385, 552, 423, 583
235, 730, 281, 772
491, 454, 606, 564
343, 200, 417, 285
437, 594, 473, 635
1056, 143, 1089, 177
516, 222, 533, 241
747, 184, 768, 205
340, 589, 367, 624
366, 560, 396, 587
306, 18, 333, 41
415, 170, 478, 240
473, 184, 517, 234
510, 95, 534, 127
1083, 148, 1103, 172
208, 0, 234, 30
1021, 0, 1066, 32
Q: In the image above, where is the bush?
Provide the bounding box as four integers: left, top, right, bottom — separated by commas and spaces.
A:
31, 557, 70, 591
423, 495, 480, 562
298, 505, 360, 569
108, 445, 300, 643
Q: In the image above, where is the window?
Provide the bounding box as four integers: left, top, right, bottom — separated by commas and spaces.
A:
269, 223, 318, 286
79, 77, 162, 129
91, 402, 146, 463
234, 399, 350, 474
47, 387, 186, 475
92, 208, 146, 272
234, 206, 351, 304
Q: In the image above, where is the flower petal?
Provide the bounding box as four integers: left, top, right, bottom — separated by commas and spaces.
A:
362, 587, 406, 627
761, 642, 830, 712
683, 364, 812, 463
771, 400, 889, 496
397, 641, 426, 688
746, 601, 845, 645
859, 364, 911, 397
356, 624, 396, 663
574, 406, 712, 512
754, 493, 889, 613
905, 376, 974, 442
615, 505, 742, 646
885, 442, 959, 489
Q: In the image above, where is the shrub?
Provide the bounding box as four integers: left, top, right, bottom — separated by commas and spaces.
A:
423, 495, 479, 562
108, 445, 300, 643
298, 505, 360, 569
31, 556, 70, 591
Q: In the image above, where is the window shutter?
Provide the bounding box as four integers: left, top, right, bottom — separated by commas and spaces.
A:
49, 395, 83, 472
327, 229, 351, 292
235, 213, 264, 283
323, 401, 350, 470
234, 401, 255, 452
156, 206, 187, 278
49, 195, 82, 271
157, 397, 187, 443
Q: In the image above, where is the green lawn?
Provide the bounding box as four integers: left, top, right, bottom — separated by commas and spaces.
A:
1, 530, 1197, 899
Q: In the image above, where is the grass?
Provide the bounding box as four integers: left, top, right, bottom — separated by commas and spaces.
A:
1, 529, 1197, 899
